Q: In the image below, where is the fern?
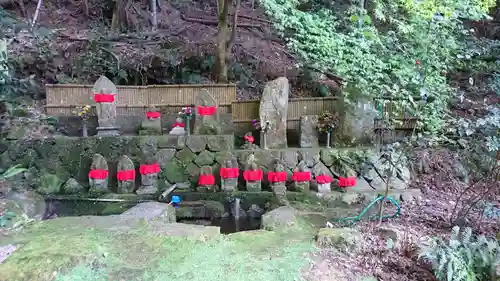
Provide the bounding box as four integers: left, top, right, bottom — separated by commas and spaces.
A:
419, 226, 500, 281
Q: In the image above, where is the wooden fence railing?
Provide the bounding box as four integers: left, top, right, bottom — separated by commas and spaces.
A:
45, 84, 236, 116
45, 84, 417, 130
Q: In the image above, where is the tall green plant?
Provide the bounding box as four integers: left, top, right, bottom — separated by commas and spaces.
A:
260, 0, 494, 134
419, 226, 500, 281
0, 164, 27, 180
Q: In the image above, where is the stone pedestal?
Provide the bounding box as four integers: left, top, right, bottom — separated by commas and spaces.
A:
96, 127, 121, 136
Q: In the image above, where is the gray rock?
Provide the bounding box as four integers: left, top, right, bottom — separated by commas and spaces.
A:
120, 202, 175, 222
62, 178, 84, 194
261, 206, 297, 230
259, 77, 289, 149
315, 227, 363, 253
299, 115, 319, 148
0, 244, 17, 264
1, 190, 46, 222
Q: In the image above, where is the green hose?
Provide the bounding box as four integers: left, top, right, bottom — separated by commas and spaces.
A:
333, 195, 401, 226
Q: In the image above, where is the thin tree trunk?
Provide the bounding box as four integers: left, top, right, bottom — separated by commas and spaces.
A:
377, 169, 391, 226
31, 0, 43, 27
151, 0, 157, 31
84, 0, 89, 16
215, 0, 230, 83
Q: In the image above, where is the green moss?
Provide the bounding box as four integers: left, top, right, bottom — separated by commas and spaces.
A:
0, 216, 315, 281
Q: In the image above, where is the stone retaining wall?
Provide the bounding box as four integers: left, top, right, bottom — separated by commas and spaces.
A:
0, 135, 407, 195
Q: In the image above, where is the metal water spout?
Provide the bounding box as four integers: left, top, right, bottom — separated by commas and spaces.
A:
159, 184, 178, 200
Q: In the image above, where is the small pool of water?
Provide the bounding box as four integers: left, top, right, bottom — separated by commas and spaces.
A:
44, 199, 263, 234
179, 217, 262, 234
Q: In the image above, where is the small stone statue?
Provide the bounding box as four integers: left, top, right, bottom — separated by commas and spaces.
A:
93, 76, 120, 136
243, 154, 263, 192
116, 155, 136, 193
197, 166, 216, 192
241, 132, 259, 150
194, 89, 222, 135
137, 159, 160, 195
139, 105, 162, 135
169, 117, 186, 135
220, 158, 239, 192
315, 170, 333, 194
268, 161, 288, 205
292, 162, 311, 192
88, 154, 110, 195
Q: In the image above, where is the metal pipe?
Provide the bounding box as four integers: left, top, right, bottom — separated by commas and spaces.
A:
159, 184, 178, 200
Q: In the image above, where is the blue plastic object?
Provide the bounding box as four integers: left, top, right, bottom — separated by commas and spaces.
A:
171, 196, 181, 204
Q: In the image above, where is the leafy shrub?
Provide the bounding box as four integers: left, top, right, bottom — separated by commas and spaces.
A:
419, 226, 500, 281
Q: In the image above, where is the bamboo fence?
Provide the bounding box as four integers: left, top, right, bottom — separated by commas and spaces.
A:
45, 84, 236, 116
45, 84, 416, 130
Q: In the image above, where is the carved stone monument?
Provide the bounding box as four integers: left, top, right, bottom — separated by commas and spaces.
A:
169, 117, 186, 135
243, 154, 263, 192
194, 89, 221, 135
292, 162, 311, 192
139, 105, 162, 135
137, 160, 160, 195
299, 115, 319, 148
88, 154, 109, 194
220, 158, 239, 192
116, 155, 136, 193
259, 77, 289, 149
92, 76, 120, 136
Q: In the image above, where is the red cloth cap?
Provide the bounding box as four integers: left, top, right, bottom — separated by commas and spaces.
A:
268, 171, 287, 183
316, 174, 332, 184
292, 171, 311, 182
139, 164, 160, 175
244, 135, 254, 143
173, 122, 185, 128
117, 169, 136, 181
146, 112, 161, 119
197, 106, 216, 116
198, 174, 215, 185
220, 167, 239, 179
243, 170, 263, 181
88, 169, 109, 179
338, 177, 357, 187
93, 93, 115, 103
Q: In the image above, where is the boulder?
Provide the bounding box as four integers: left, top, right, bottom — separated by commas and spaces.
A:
120, 202, 175, 223
261, 206, 297, 230
315, 227, 363, 253
0, 190, 46, 228
62, 178, 85, 194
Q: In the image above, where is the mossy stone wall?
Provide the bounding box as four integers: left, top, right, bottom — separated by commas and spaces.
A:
0, 135, 373, 194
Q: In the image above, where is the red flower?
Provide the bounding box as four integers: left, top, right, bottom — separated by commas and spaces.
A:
415, 60, 421, 65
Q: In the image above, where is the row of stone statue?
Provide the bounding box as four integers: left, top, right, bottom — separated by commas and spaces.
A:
88, 154, 160, 195
87, 153, 357, 195
92, 76, 223, 136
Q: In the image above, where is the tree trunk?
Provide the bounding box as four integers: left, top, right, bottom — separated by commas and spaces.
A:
215, 0, 230, 83
151, 0, 157, 31
111, 0, 127, 31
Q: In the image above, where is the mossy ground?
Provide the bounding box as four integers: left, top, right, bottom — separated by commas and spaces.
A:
0, 218, 315, 281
